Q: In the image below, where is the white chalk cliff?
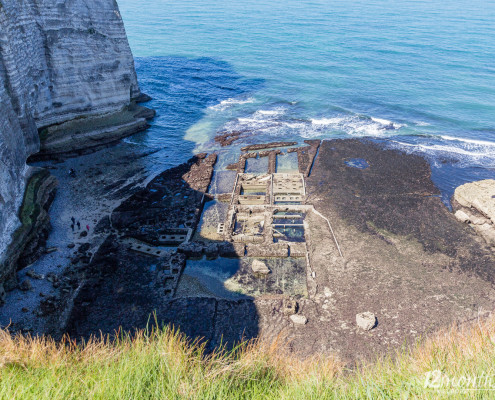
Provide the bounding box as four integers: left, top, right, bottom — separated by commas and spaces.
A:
0, 0, 147, 280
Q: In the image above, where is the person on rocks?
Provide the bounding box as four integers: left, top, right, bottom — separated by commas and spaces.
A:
71, 217, 75, 224
77, 221, 81, 230
71, 224, 74, 231
86, 224, 90, 232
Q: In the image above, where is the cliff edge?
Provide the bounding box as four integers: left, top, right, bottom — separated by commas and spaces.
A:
0, 0, 152, 288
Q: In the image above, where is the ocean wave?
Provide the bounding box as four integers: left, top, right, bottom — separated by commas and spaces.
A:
219, 111, 405, 142
237, 117, 279, 125
370, 116, 392, 125
414, 121, 431, 127
311, 117, 346, 126
208, 97, 255, 111
306, 115, 403, 137
389, 139, 495, 168
439, 135, 495, 147
256, 108, 285, 116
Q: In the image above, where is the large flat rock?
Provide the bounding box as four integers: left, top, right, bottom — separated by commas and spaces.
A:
454, 179, 495, 224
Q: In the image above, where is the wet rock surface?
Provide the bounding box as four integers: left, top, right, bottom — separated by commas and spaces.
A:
241, 142, 297, 151
4, 139, 495, 365
111, 153, 216, 235
291, 139, 495, 362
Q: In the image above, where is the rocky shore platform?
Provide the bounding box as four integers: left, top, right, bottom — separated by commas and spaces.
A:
3, 138, 495, 364
29, 102, 155, 161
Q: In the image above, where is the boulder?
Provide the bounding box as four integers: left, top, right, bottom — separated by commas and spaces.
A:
46, 273, 58, 283
290, 314, 307, 325
283, 298, 298, 316
356, 312, 377, 331
19, 280, 32, 291
251, 260, 270, 275
26, 270, 44, 280
454, 179, 495, 224
453, 180, 495, 248
454, 210, 470, 223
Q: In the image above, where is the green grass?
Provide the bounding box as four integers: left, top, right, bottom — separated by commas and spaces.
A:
2, 315, 495, 399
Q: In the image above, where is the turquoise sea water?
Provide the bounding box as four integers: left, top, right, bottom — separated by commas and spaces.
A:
117, 0, 495, 201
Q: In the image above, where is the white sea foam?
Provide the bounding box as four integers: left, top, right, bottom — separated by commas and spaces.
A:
306, 115, 403, 138
311, 117, 345, 126
208, 97, 255, 111
283, 121, 306, 129
237, 117, 277, 125
220, 109, 405, 144
440, 135, 495, 147
390, 139, 495, 168
256, 109, 285, 116
370, 116, 393, 126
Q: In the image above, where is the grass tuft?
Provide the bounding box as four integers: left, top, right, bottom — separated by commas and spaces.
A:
2, 313, 495, 399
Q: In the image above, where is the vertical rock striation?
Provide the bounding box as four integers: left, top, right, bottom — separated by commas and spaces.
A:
0, 0, 152, 286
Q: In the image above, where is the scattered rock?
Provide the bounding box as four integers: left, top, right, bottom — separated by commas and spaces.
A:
283, 298, 298, 316
290, 314, 308, 325
454, 210, 470, 223
19, 280, 32, 291
46, 247, 58, 254
21, 307, 29, 313
67, 243, 75, 249
356, 312, 377, 331
26, 270, 44, 280
251, 260, 271, 275
79, 230, 88, 238
78, 243, 91, 253
46, 273, 58, 283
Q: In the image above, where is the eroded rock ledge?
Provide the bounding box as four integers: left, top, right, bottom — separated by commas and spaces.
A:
31, 102, 155, 161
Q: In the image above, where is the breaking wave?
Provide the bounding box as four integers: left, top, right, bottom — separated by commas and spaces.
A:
218, 106, 404, 141
208, 97, 255, 111
389, 137, 495, 168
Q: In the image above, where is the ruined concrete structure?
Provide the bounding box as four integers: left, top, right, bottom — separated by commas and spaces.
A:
26, 139, 495, 363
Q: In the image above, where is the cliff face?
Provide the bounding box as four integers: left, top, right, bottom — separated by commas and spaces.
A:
0, 0, 149, 285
